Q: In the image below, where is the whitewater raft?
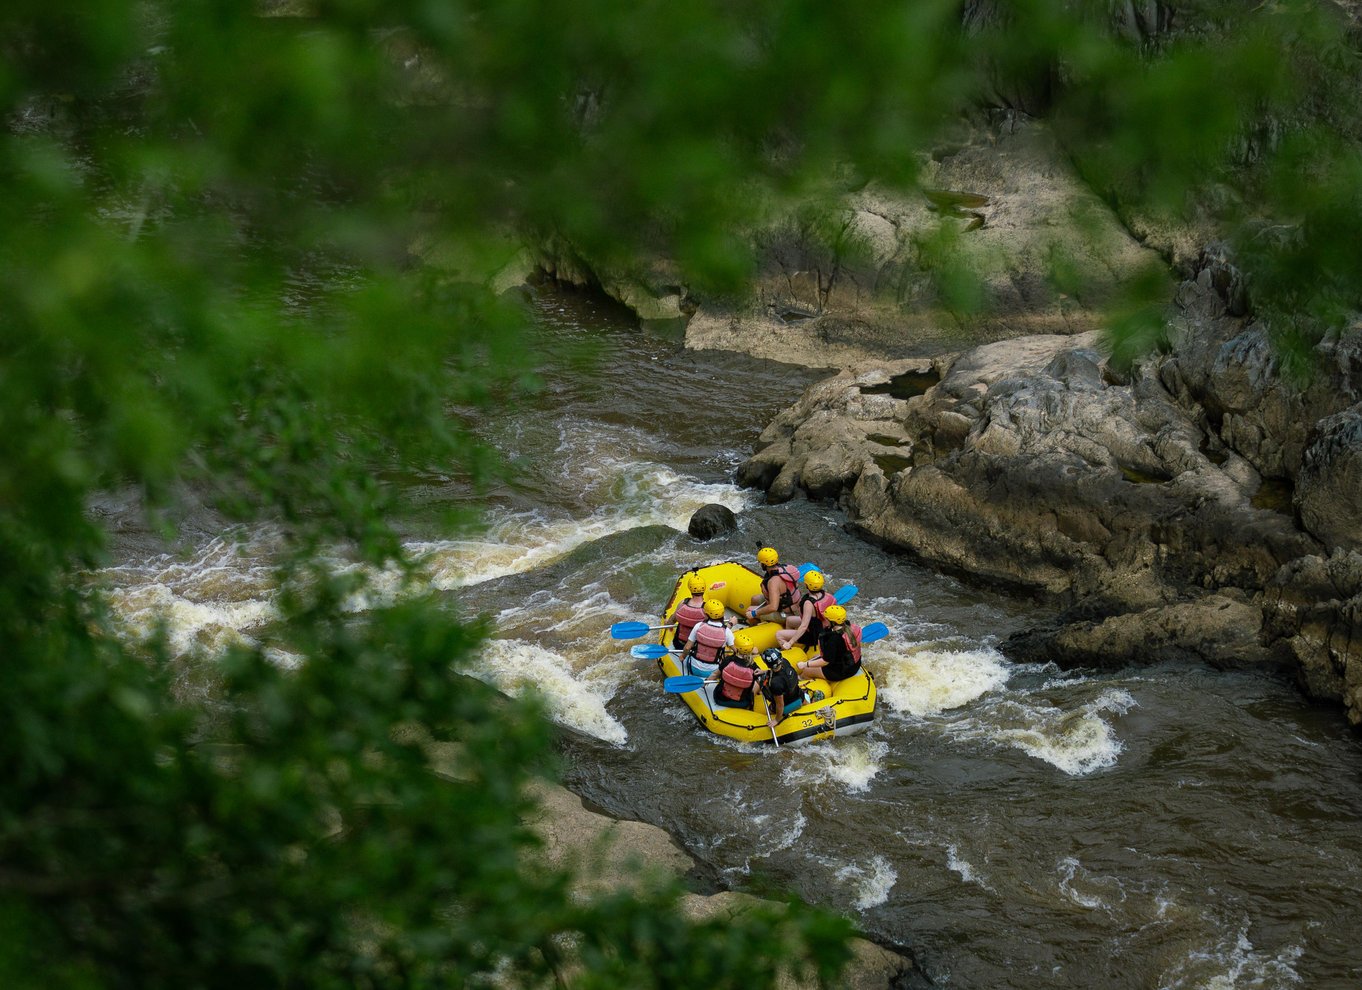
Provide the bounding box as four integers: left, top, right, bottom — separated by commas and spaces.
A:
653, 561, 876, 746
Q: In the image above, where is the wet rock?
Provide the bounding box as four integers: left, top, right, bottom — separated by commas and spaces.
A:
743, 323, 1328, 676
1262, 551, 1362, 725
1295, 405, 1362, 550
1004, 591, 1281, 670
687, 503, 738, 540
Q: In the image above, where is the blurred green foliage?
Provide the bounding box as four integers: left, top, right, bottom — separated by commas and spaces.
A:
2, 0, 1361, 986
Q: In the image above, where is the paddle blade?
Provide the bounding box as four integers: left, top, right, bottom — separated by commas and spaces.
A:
610, 621, 651, 639
861, 621, 889, 643
833, 584, 858, 605
797, 562, 821, 579
664, 675, 706, 694
630, 644, 671, 660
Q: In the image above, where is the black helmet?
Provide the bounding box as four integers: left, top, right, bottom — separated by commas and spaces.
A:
761, 648, 783, 665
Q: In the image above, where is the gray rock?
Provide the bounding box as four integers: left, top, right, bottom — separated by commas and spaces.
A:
687, 503, 738, 540
1295, 405, 1362, 549
1262, 551, 1362, 725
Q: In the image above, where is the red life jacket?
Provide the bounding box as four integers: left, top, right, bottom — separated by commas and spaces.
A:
719, 659, 755, 701
765, 564, 801, 610
672, 596, 706, 645
691, 620, 729, 664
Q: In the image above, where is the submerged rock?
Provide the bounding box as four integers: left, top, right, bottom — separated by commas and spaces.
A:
528, 781, 917, 987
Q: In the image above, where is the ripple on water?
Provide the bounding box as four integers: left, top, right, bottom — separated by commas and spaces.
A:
1157, 923, 1304, 990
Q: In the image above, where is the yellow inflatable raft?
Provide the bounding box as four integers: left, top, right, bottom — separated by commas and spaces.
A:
653, 561, 876, 746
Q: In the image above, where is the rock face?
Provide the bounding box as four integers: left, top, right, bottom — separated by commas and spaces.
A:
735, 254, 1362, 724
687, 502, 738, 540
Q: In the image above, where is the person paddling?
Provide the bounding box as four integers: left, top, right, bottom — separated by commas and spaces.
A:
746, 546, 801, 624
707, 632, 758, 708
798, 604, 862, 682
679, 598, 733, 677
670, 573, 709, 650
775, 569, 833, 650
757, 647, 809, 728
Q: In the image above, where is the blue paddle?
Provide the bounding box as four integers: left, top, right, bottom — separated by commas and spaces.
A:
797, 562, 821, 579
833, 584, 858, 605
664, 675, 707, 694
630, 644, 673, 660
861, 621, 889, 643
610, 621, 676, 640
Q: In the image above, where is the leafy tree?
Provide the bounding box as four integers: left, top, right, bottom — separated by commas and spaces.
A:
1, 0, 1360, 986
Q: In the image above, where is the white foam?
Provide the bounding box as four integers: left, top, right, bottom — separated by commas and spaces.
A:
1056, 856, 1127, 912
946, 844, 983, 886
781, 738, 886, 794
411, 468, 752, 589
835, 855, 898, 910
476, 639, 628, 746
1158, 924, 1304, 990
743, 811, 808, 858
104, 583, 277, 657
879, 646, 1011, 716
962, 688, 1137, 776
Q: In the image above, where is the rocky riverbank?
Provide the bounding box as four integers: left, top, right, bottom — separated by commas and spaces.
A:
730, 252, 1362, 725
519, 117, 1362, 728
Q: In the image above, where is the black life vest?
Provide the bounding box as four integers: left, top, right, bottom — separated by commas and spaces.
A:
765, 564, 801, 610
761, 653, 802, 707
798, 589, 833, 633
817, 624, 863, 680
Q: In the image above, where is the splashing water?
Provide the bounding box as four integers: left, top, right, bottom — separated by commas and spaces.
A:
413, 467, 752, 590
835, 855, 898, 910
476, 639, 629, 745
782, 737, 887, 794
949, 688, 1137, 776
879, 645, 1011, 716
1158, 924, 1304, 990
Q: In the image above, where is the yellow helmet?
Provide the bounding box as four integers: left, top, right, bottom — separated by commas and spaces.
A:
733, 631, 755, 654
757, 547, 779, 568
803, 570, 825, 591
703, 598, 726, 620
686, 574, 707, 595
825, 604, 847, 625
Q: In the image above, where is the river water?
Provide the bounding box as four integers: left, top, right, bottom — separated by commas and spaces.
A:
98, 285, 1362, 989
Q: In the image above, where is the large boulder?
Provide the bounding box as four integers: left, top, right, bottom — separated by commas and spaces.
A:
737, 321, 1326, 676
1262, 551, 1362, 725
1295, 406, 1362, 549
687, 503, 738, 540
